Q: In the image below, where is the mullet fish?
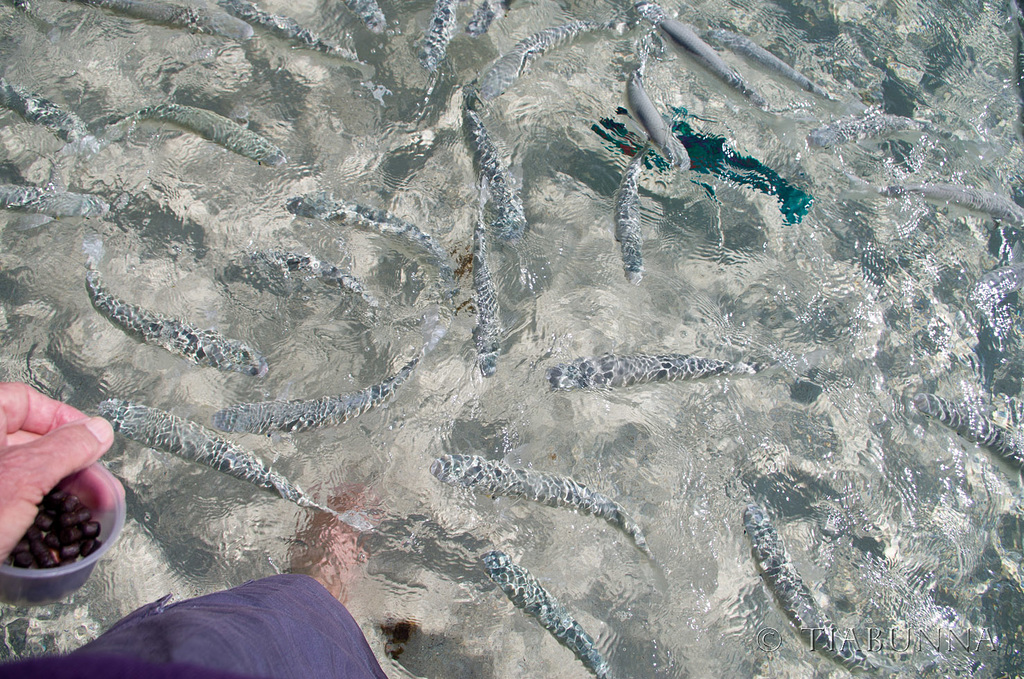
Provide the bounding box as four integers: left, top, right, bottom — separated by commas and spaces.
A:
246, 249, 377, 306
913, 392, 1022, 465
63, 0, 254, 40
472, 215, 501, 376
0, 77, 90, 143
217, 0, 361, 60
86, 268, 268, 377
466, 0, 506, 37
704, 28, 829, 98
744, 503, 872, 670
341, 0, 386, 34
875, 182, 1024, 225
211, 357, 418, 433
482, 550, 610, 679
463, 97, 528, 240
286, 193, 457, 300
807, 110, 927, 148
626, 68, 690, 170
635, 2, 768, 110
419, 0, 458, 72
478, 19, 603, 101
120, 103, 286, 166
97, 399, 372, 531
0, 184, 108, 217
614, 145, 648, 284
433, 454, 652, 559
547, 353, 760, 390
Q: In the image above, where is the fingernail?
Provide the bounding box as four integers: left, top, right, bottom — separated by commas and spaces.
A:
85, 416, 114, 446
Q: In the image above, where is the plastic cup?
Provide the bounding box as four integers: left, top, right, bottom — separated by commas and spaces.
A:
0, 462, 126, 606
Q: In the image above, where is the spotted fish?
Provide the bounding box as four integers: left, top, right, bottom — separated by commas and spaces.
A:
433, 454, 652, 559
463, 96, 528, 241
419, 0, 458, 72
626, 68, 690, 170
876, 182, 1024, 225
972, 244, 1024, 313
614, 145, 648, 284
472, 216, 501, 376
217, 0, 361, 60
341, 0, 386, 34
211, 357, 418, 433
913, 392, 1023, 465
97, 399, 372, 531
704, 28, 829, 98
807, 110, 927, 148
0, 77, 90, 143
63, 0, 254, 40
0, 184, 108, 217
465, 0, 506, 37
478, 19, 603, 101
246, 249, 377, 306
634, 2, 769, 110
482, 550, 610, 679
86, 268, 268, 377
120, 103, 286, 166
547, 353, 760, 390
286, 193, 457, 300
744, 503, 871, 670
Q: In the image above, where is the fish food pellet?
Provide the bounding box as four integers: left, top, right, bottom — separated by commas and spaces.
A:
4, 488, 102, 569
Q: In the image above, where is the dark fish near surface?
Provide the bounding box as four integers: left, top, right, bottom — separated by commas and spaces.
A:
86, 268, 268, 377
97, 399, 373, 531
634, 2, 769, 110
547, 353, 760, 390
744, 504, 872, 670
807, 110, 927, 147
478, 19, 603, 101
246, 249, 377, 306
466, 0, 506, 36
286, 193, 458, 300
614, 145, 648, 284
463, 99, 528, 240
626, 68, 690, 170
341, 0, 386, 34
876, 182, 1024, 225
419, 0, 458, 72
704, 28, 829, 98
62, 0, 254, 40
217, 0, 361, 60
472, 216, 501, 376
0, 77, 89, 143
913, 392, 1023, 465
122, 103, 286, 166
0, 184, 108, 217
482, 550, 611, 679
432, 454, 652, 559
211, 357, 418, 433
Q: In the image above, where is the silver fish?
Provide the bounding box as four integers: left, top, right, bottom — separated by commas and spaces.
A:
704, 28, 829, 98
972, 244, 1024, 312
913, 393, 1023, 465
635, 2, 769, 110
0, 184, 108, 217
744, 503, 872, 670
0, 77, 90, 143
246, 249, 377, 306
341, 0, 386, 34
86, 268, 269, 377
463, 98, 528, 240
285, 193, 457, 300
614, 145, 648, 284
547, 353, 760, 390
123, 103, 286, 166
465, 0, 506, 37
217, 0, 361, 60
876, 182, 1024, 225
64, 0, 254, 40
807, 110, 926, 148
478, 20, 603, 101
211, 357, 418, 433
626, 68, 690, 170
433, 454, 652, 559
472, 216, 501, 376
97, 398, 372, 531
482, 550, 610, 678
419, 0, 458, 72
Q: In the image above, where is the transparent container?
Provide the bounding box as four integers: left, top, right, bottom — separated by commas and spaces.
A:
0, 463, 126, 606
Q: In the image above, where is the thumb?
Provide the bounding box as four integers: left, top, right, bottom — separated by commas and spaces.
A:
0, 417, 114, 562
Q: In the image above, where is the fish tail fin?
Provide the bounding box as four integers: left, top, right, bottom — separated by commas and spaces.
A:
420, 304, 449, 355
82, 233, 105, 269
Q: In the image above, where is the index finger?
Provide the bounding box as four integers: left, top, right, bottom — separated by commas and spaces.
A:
0, 382, 89, 436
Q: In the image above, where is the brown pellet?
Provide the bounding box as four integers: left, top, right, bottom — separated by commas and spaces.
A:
43, 533, 61, 550
81, 522, 100, 539
79, 539, 100, 557
33, 513, 54, 531
58, 544, 81, 561
60, 508, 91, 527
11, 551, 33, 568
58, 526, 83, 545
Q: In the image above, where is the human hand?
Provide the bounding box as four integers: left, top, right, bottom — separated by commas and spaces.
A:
0, 383, 114, 563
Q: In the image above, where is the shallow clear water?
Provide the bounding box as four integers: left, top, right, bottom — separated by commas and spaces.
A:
1, 0, 1024, 676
